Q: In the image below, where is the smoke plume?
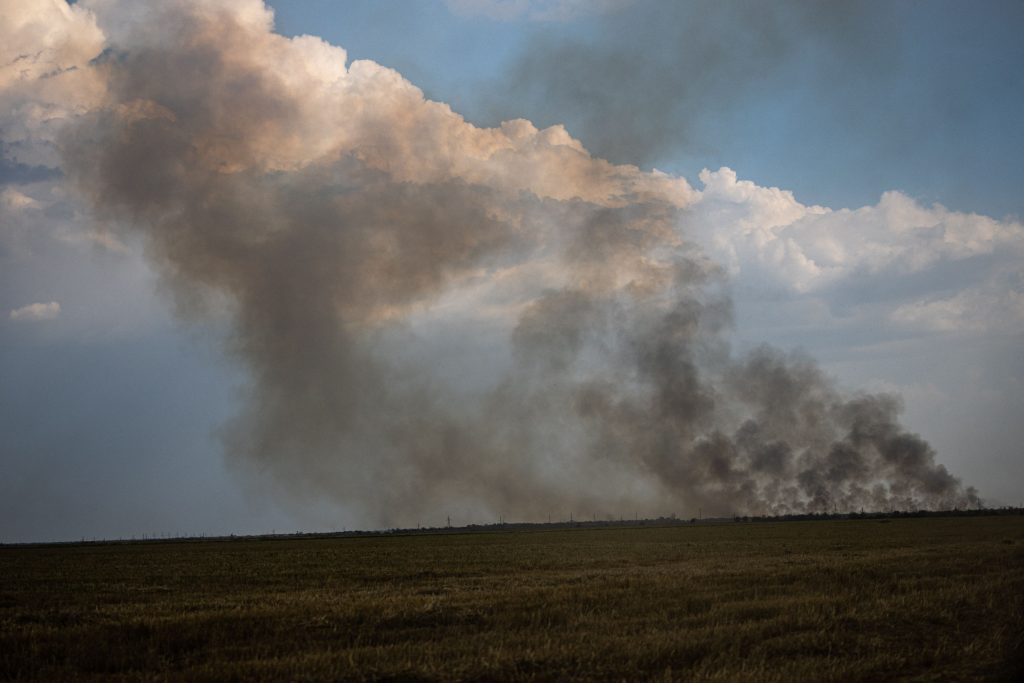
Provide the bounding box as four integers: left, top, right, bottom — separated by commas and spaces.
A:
480, 1, 893, 167
24, 0, 977, 525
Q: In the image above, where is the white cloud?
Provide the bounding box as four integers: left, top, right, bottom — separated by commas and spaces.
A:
0, 186, 39, 210
9, 300, 60, 321
55, 227, 129, 253
1, 182, 48, 261
689, 167, 1024, 334
0, 0, 106, 168
888, 281, 1024, 334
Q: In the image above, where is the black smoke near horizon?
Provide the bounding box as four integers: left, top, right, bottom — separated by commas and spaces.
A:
58, 0, 976, 526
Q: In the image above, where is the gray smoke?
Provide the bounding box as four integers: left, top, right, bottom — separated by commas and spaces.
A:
57, 0, 976, 527
481, 1, 894, 167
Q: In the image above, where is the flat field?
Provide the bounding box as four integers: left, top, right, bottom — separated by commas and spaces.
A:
2, 516, 1022, 682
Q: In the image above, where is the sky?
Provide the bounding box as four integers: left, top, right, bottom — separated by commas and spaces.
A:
1, 0, 1022, 542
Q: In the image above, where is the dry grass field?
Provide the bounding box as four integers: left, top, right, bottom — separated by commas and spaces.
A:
2, 516, 1022, 681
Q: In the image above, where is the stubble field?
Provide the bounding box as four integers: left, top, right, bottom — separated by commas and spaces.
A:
2, 515, 1022, 681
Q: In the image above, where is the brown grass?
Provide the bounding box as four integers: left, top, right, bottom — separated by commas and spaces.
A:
2, 516, 1022, 681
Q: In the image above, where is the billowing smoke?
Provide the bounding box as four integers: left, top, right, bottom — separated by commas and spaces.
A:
18, 0, 976, 525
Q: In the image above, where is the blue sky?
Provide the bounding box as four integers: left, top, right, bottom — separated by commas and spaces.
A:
270, 0, 1024, 217
1, 1, 1022, 542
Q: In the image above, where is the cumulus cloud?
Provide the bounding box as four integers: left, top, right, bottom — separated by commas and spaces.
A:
888, 281, 1024, 334
2, 0, 994, 525
1, 182, 49, 263
689, 168, 1024, 333
9, 300, 59, 321
0, 0, 106, 169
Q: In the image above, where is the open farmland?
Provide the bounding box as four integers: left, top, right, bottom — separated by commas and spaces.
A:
2, 516, 1022, 681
